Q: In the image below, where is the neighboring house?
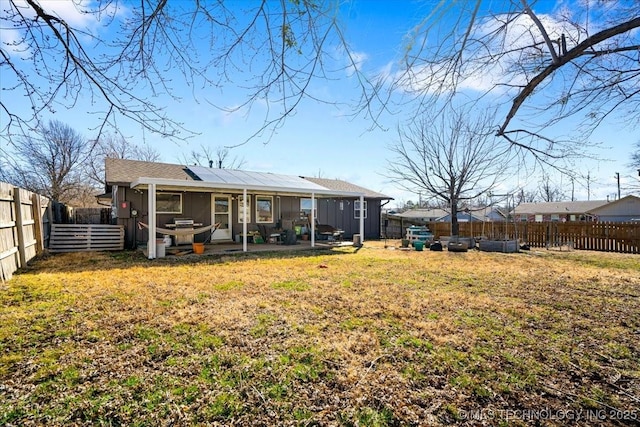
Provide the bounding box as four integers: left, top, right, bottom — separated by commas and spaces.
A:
383, 208, 494, 239
104, 158, 391, 255
485, 207, 509, 222
513, 195, 640, 222
391, 208, 492, 223
391, 208, 449, 223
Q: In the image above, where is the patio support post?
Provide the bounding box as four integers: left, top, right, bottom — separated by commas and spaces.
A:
359, 195, 365, 244
242, 188, 248, 252
311, 192, 315, 247
148, 183, 157, 259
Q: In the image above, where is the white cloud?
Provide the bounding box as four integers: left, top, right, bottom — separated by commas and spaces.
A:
398, 9, 587, 96
0, 28, 29, 58
346, 50, 368, 75
3, 0, 116, 28
1, 0, 124, 57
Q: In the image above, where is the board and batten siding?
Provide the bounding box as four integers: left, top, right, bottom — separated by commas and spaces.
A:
116, 187, 383, 247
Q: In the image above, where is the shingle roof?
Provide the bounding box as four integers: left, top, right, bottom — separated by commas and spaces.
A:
393, 208, 490, 221
393, 208, 449, 220
105, 158, 194, 184
301, 177, 391, 199
513, 200, 607, 215
105, 159, 392, 199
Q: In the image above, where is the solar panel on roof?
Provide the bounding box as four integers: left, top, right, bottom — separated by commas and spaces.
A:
188, 166, 329, 191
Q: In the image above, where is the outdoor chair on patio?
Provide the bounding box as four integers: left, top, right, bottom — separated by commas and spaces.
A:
257, 224, 284, 244
315, 223, 344, 241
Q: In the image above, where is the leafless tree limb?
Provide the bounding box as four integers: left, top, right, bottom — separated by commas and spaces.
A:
386, 107, 516, 235
1, 0, 367, 147
373, 1, 640, 161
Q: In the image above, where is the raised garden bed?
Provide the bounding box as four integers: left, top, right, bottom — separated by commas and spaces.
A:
479, 239, 519, 253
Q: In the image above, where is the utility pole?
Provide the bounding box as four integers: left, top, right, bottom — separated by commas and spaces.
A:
570, 177, 575, 201
615, 172, 620, 200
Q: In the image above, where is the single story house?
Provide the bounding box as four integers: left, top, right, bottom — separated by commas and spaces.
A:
382, 208, 495, 239
513, 195, 640, 222
104, 158, 391, 258
389, 208, 493, 223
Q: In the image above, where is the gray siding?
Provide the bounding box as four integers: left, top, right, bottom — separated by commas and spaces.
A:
115, 188, 383, 248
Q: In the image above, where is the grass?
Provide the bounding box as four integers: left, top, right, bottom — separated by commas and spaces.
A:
1, 242, 639, 426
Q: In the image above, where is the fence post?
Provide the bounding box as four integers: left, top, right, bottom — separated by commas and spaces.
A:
31, 193, 44, 255
13, 188, 26, 268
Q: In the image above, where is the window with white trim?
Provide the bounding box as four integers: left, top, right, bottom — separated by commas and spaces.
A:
256, 196, 273, 223
300, 198, 317, 219
354, 200, 367, 219
157, 193, 182, 214
238, 195, 251, 223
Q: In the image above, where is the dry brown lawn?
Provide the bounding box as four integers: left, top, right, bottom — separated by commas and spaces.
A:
1, 242, 639, 426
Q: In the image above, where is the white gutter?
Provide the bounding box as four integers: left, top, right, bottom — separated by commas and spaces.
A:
130, 177, 365, 198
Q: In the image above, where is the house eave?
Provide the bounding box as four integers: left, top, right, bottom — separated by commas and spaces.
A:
129, 177, 366, 198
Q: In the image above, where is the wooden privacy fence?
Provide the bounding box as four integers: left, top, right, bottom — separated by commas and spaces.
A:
73, 207, 112, 224
0, 182, 50, 282
425, 221, 640, 254
49, 224, 124, 253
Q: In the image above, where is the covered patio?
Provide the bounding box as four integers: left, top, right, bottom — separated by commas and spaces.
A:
130, 167, 366, 259
143, 239, 356, 259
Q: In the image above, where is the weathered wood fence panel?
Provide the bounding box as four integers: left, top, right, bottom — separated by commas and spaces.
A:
49, 224, 124, 253
0, 182, 50, 282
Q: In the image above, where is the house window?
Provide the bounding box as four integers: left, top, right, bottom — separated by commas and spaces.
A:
550, 214, 560, 222
300, 198, 317, 219
256, 196, 273, 223
534, 214, 543, 223
238, 195, 251, 223
354, 200, 368, 219
157, 193, 182, 214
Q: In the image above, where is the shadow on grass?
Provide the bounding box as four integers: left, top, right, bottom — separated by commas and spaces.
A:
15, 245, 360, 276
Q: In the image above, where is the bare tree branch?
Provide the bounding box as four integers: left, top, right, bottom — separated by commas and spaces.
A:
498, 16, 640, 137
1, 1, 368, 147
386, 107, 515, 235
373, 1, 640, 161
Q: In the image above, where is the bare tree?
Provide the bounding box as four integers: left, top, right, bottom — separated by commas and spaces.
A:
0, 120, 93, 204
386, 108, 515, 237
179, 145, 246, 169
1, 1, 367, 144
86, 134, 161, 189
631, 141, 640, 170
515, 188, 538, 205
377, 1, 640, 160
538, 173, 565, 202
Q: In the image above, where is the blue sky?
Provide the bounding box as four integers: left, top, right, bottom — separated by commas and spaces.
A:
2, 0, 638, 206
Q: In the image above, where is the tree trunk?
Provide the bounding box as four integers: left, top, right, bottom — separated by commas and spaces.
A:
451, 204, 459, 237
